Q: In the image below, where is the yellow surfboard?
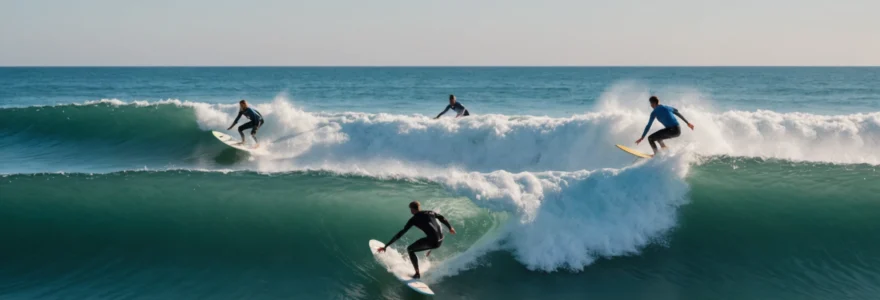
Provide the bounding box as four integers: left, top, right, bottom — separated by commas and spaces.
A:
616, 144, 653, 159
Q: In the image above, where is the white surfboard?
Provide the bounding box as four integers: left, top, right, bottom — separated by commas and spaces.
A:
369, 239, 435, 296
212, 131, 269, 155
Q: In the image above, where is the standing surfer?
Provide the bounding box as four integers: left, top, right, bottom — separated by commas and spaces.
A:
378, 201, 456, 279
636, 96, 695, 154
227, 100, 265, 147
434, 94, 470, 119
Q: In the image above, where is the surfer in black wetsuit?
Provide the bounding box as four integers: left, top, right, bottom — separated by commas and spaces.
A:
434, 94, 470, 119
378, 201, 456, 279
226, 100, 265, 147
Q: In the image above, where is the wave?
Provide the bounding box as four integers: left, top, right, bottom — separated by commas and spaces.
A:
1, 150, 695, 278
0, 154, 690, 282
2, 158, 878, 291
1, 97, 878, 175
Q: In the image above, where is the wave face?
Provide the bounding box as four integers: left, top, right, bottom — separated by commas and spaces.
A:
2, 159, 878, 299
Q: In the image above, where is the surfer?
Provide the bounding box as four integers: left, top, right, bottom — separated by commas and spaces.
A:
434, 94, 470, 119
635, 96, 695, 154
378, 201, 456, 279
226, 100, 264, 147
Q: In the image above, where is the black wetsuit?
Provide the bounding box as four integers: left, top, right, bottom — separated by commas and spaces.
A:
232, 107, 264, 135
436, 102, 470, 118
385, 211, 453, 275
648, 126, 681, 151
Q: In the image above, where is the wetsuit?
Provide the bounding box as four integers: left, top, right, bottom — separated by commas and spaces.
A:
232, 107, 265, 137
385, 211, 453, 275
436, 102, 470, 118
641, 105, 690, 152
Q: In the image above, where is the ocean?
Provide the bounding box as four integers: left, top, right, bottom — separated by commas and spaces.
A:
1, 67, 879, 300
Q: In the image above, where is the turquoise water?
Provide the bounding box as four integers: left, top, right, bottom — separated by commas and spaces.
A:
1, 67, 879, 300
3, 67, 879, 115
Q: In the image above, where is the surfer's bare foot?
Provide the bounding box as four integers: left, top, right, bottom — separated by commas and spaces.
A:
253, 143, 260, 149
412, 273, 421, 279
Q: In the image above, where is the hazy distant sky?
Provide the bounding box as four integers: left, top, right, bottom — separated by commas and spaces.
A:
1, 0, 878, 66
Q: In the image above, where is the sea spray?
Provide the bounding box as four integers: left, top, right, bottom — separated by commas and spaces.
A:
427, 150, 692, 276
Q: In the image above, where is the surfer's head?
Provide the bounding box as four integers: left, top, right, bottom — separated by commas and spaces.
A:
239, 99, 248, 110
409, 201, 421, 214
449, 94, 456, 105
649, 96, 660, 108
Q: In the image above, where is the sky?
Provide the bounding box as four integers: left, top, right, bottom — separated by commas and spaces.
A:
1, 0, 878, 66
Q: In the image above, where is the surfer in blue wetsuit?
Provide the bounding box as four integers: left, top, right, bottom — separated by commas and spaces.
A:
226, 100, 265, 147
636, 96, 695, 155
434, 94, 470, 119
378, 201, 456, 279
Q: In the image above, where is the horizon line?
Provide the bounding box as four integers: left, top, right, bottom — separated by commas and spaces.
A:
1, 65, 879, 68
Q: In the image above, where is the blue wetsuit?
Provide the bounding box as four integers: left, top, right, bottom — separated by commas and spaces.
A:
641, 105, 690, 151
436, 102, 469, 118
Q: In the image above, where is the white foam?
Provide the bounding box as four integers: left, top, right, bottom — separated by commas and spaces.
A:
46, 97, 880, 166
425, 151, 693, 275
211, 101, 880, 169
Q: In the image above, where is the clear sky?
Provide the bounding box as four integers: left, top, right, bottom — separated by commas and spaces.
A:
1, 0, 878, 66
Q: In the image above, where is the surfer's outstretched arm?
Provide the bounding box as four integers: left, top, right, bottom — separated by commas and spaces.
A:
673, 109, 695, 130
636, 112, 656, 144
384, 219, 414, 248
435, 214, 456, 234
435, 105, 452, 119
227, 111, 244, 130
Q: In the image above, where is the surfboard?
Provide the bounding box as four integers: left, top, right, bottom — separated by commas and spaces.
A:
369, 239, 435, 296
212, 131, 269, 155
616, 144, 652, 159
